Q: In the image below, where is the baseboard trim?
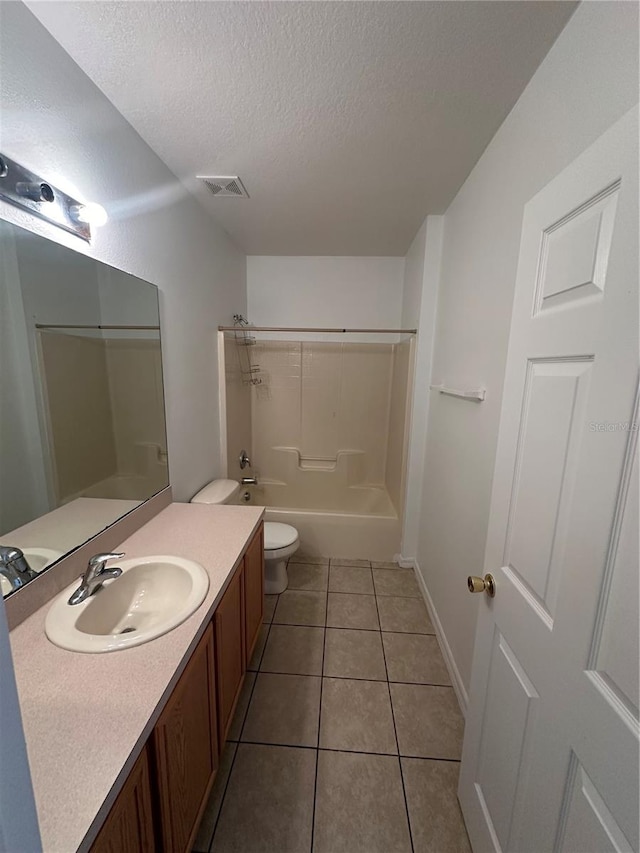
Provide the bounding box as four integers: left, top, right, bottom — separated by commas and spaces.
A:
396, 553, 415, 569
412, 559, 469, 717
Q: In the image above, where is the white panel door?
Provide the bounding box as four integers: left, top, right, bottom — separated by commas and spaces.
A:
459, 106, 639, 853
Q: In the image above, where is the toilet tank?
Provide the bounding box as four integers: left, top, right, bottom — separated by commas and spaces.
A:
190, 479, 241, 505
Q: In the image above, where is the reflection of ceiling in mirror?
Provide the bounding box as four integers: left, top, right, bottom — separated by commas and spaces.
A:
0, 219, 169, 597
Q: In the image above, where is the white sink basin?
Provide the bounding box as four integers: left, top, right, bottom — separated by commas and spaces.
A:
1, 547, 63, 596
45, 555, 210, 653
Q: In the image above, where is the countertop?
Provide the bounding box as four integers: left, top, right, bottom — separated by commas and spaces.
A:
9, 502, 264, 853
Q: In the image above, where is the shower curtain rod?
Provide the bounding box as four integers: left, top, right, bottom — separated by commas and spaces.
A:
218, 325, 417, 334
35, 323, 160, 331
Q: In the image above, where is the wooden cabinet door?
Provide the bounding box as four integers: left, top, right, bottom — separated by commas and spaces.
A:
153, 624, 218, 853
214, 564, 245, 747
244, 524, 264, 665
91, 746, 155, 853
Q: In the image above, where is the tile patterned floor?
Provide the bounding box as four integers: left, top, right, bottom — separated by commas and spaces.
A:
193, 558, 471, 853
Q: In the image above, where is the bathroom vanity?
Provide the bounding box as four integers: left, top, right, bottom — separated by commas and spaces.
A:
8, 502, 264, 852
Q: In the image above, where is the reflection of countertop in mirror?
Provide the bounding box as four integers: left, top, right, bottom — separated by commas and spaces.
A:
1, 498, 141, 560
9, 502, 264, 853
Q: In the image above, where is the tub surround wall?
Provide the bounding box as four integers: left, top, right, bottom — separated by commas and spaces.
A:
253, 340, 395, 487
254, 474, 396, 515
8, 502, 264, 852
409, 2, 639, 702
248, 339, 410, 529
0, 2, 246, 502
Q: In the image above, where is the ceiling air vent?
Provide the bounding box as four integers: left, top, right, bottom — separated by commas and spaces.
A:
198, 175, 249, 198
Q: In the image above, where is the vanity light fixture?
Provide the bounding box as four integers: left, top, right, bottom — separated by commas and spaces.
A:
0, 152, 107, 241
70, 202, 109, 227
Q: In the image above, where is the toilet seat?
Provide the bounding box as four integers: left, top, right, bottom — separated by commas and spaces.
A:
264, 522, 299, 555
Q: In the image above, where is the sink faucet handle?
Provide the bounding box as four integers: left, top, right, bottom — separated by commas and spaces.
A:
88, 552, 125, 573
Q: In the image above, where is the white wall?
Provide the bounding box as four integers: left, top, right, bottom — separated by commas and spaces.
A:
0, 2, 247, 502
414, 1, 639, 705
400, 216, 443, 562
247, 256, 404, 329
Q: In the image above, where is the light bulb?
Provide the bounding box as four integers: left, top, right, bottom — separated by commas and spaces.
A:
71, 202, 108, 227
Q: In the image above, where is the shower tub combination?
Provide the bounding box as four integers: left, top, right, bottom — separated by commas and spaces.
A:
219, 326, 415, 561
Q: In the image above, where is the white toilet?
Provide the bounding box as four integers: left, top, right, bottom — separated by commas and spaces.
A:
190, 479, 299, 594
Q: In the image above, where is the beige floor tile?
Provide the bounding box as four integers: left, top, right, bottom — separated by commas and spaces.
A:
314, 751, 412, 853
323, 628, 386, 681
248, 623, 269, 671
373, 568, 421, 597
329, 565, 374, 594
227, 671, 257, 741
273, 589, 327, 626
402, 758, 471, 852
326, 592, 380, 630
263, 594, 278, 624
383, 633, 451, 685
289, 554, 329, 566
371, 560, 401, 569
287, 562, 329, 591
330, 557, 371, 568
242, 673, 321, 747
211, 744, 315, 853
377, 596, 434, 634
320, 678, 397, 754
260, 624, 324, 675
192, 741, 238, 852
391, 684, 464, 759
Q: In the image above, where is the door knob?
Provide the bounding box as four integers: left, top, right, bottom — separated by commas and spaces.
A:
467, 574, 496, 597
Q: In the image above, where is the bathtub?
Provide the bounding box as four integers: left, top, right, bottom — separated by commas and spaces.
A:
246, 482, 402, 561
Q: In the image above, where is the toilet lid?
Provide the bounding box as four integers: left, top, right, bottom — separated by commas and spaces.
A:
264, 522, 298, 550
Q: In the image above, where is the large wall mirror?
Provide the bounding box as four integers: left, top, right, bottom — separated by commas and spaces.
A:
0, 220, 169, 598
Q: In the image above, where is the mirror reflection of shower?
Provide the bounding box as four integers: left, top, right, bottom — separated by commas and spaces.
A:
37, 323, 168, 506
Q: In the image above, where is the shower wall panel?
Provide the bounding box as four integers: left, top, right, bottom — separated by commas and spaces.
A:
251, 340, 394, 488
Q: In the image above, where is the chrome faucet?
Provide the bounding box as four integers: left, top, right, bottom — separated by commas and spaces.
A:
68, 552, 124, 605
0, 546, 37, 591
241, 476, 258, 486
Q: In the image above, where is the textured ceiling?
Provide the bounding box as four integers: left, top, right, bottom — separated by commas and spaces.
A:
28, 1, 576, 256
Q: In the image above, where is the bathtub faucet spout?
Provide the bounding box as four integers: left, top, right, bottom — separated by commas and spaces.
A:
241, 476, 258, 486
